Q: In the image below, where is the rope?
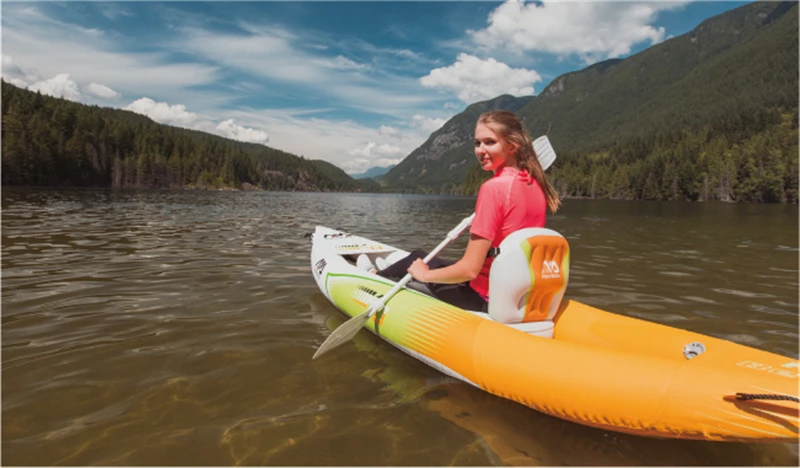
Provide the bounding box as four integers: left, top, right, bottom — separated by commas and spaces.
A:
735, 393, 800, 403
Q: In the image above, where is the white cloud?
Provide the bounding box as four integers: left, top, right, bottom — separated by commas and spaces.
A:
175, 26, 331, 84
341, 158, 372, 173
2, 55, 120, 102
2, 6, 218, 100
378, 125, 400, 137
125, 97, 199, 126
471, 0, 687, 63
215, 119, 269, 145
2, 54, 41, 84
336, 112, 451, 173
314, 55, 369, 71
5, 77, 30, 89
2, 54, 25, 77
173, 26, 439, 118
97, 3, 134, 20
217, 107, 451, 174
124, 98, 271, 145
412, 114, 446, 134
86, 82, 121, 100
420, 53, 540, 104
344, 142, 408, 173
349, 142, 404, 158
337, 37, 429, 65
28, 73, 82, 101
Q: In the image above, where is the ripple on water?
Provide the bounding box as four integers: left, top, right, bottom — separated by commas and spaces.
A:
719, 334, 763, 347
763, 329, 800, 340
681, 296, 718, 305
712, 289, 776, 299
768, 267, 798, 274
2, 190, 798, 466
750, 304, 796, 316
671, 249, 702, 256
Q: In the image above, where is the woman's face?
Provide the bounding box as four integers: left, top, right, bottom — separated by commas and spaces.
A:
474, 123, 517, 173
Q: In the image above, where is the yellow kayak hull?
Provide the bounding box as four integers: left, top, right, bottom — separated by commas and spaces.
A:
311, 226, 799, 442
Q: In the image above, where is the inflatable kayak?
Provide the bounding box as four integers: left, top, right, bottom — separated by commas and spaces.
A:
309, 225, 799, 442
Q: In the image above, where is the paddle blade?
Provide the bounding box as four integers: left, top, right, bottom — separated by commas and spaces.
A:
533, 135, 556, 171
313, 309, 371, 359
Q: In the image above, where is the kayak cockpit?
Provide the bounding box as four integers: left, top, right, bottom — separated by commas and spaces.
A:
331, 226, 571, 340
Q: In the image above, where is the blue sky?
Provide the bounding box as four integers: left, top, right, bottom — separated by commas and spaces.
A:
2, 1, 747, 174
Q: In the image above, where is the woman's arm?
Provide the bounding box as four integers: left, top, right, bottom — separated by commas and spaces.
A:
408, 234, 492, 284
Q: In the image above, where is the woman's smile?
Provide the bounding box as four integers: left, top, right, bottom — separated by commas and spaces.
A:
474, 123, 516, 173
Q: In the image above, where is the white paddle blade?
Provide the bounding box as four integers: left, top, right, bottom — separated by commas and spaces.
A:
313, 309, 371, 359
533, 135, 556, 171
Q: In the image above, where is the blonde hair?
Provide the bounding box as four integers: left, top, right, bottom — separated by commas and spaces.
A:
477, 110, 561, 213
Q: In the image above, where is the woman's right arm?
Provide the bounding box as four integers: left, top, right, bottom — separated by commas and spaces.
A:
407, 234, 491, 283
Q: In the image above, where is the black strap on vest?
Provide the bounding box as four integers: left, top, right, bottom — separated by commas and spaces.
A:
487, 247, 501, 258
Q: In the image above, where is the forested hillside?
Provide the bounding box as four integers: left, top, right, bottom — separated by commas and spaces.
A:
461, 108, 798, 203
404, 2, 800, 203
1, 82, 366, 192
517, 1, 800, 203
520, 1, 797, 154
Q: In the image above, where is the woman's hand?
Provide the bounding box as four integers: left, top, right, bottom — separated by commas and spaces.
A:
405, 235, 491, 285
407, 258, 430, 282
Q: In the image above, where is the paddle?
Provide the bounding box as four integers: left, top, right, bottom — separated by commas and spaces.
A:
532, 135, 556, 170
312, 214, 475, 359
312, 135, 557, 360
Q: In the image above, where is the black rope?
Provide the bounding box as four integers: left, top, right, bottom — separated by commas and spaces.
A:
735, 393, 800, 403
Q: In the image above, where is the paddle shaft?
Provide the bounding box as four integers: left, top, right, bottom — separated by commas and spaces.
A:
366, 213, 476, 318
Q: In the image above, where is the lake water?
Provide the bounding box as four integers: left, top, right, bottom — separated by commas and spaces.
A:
2, 188, 798, 465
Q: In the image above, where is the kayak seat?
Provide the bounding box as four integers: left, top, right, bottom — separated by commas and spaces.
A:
488, 228, 570, 337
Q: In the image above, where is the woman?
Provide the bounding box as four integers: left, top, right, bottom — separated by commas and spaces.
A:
360, 110, 560, 311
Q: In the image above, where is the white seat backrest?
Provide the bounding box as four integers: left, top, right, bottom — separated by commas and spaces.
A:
488, 228, 569, 324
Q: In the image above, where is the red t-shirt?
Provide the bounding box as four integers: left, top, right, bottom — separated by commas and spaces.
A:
469, 166, 547, 298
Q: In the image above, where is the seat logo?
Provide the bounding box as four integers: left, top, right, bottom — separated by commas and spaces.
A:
541, 260, 560, 279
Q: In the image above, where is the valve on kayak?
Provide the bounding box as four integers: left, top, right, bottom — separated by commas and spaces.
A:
683, 341, 706, 360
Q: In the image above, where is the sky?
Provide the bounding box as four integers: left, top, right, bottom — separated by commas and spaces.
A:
2, 1, 748, 175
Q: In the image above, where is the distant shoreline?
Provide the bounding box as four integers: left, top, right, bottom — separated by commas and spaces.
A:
4, 185, 796, 204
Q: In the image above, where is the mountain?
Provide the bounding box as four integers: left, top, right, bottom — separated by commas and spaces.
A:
311, 159, 381, 192
351, 164, 396, 180
355, 177, 382, 192
380, 94, 534, 192
384, 1, 799, 203
1, 81, 363, 192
